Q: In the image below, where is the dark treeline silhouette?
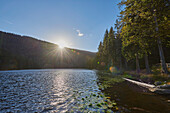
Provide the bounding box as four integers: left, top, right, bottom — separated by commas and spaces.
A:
0, 31, 95, 70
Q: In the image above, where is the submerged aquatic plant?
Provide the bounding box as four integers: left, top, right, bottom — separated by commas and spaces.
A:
69, 71, 123, 112
70, 92, 118, 112
98, 74, 124, 89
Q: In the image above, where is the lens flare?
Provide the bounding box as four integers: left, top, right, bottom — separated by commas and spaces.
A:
109, 66, 116, 73
57, 40, 68, 49
101, 62, 105, 66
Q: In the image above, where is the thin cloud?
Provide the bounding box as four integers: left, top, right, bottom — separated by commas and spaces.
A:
76, 30, 84, 37
4, 20, 13, 25
0, 16, 13, 25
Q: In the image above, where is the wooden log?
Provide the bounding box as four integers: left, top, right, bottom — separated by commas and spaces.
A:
123, 78, 170, 94
123, 78, 155, 88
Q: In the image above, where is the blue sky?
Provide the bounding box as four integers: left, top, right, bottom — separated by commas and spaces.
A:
0, 0, 121, 52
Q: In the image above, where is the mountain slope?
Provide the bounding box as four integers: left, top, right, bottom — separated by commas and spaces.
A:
0, 31, 96, 70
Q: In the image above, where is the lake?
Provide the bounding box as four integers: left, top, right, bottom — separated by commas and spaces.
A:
0, 69, 170, 112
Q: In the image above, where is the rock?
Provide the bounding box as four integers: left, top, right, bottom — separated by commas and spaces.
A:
157, 84, 170, 89
150, 88, 170, 94
154, 81, 162, 86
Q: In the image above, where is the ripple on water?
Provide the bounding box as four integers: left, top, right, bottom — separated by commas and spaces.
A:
0, 69, 104, 112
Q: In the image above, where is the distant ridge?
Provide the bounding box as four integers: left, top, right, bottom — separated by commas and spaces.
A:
0, 31, 96, 70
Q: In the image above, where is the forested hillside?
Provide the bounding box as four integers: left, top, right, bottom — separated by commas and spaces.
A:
0, 31, 95, 70
90, 0, 170, 74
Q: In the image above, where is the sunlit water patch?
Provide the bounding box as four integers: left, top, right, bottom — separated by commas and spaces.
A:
1, 69, 169, 112
0, 69, 115, 112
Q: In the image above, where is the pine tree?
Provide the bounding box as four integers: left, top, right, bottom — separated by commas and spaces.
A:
118, 0, 169, 74
103, 29, 109, 67
108, 27, 115, 66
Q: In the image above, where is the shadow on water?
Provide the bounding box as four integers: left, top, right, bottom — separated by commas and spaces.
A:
96, 71, 170, 113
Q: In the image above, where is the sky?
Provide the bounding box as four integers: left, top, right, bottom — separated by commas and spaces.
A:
0, 0, 121, 52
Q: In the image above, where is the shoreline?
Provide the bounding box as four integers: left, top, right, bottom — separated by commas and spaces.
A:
123, 78, 170, 94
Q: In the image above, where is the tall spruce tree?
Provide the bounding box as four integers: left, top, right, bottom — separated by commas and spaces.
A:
119, 0, 169, 74
108, 27, 115, 66
103, 29, 109, 67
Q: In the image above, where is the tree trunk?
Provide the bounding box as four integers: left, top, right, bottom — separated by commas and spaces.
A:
111, 59, 114, 66
119, 55, 122, 70
157, 38, 168, 73
153, 12, 168, 74
125, 59, 128, 70
144, 53, 151, 74
108, 58, 111, 69
136, 54, 140, 74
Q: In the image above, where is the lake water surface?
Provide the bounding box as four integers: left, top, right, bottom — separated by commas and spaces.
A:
0, 69, 170, 112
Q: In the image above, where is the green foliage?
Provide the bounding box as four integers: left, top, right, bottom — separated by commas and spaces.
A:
123, 74, 133, 79
71, 92, 118, 112
97, 73, 124, 89
89, 0, 170, 73
118, 0, 170, 73
94, 26, 123, 70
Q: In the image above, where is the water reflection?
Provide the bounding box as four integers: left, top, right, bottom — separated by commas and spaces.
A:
0, 69, 103, 112
1, 69, 169, 112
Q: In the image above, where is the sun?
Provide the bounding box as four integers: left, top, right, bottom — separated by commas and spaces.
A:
58, 43, 65, 49
57, 40, 67, 49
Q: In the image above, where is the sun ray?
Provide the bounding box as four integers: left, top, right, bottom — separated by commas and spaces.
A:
57, 40, 68, 49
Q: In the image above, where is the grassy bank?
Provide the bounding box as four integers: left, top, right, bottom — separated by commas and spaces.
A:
122, 66, 170, 86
